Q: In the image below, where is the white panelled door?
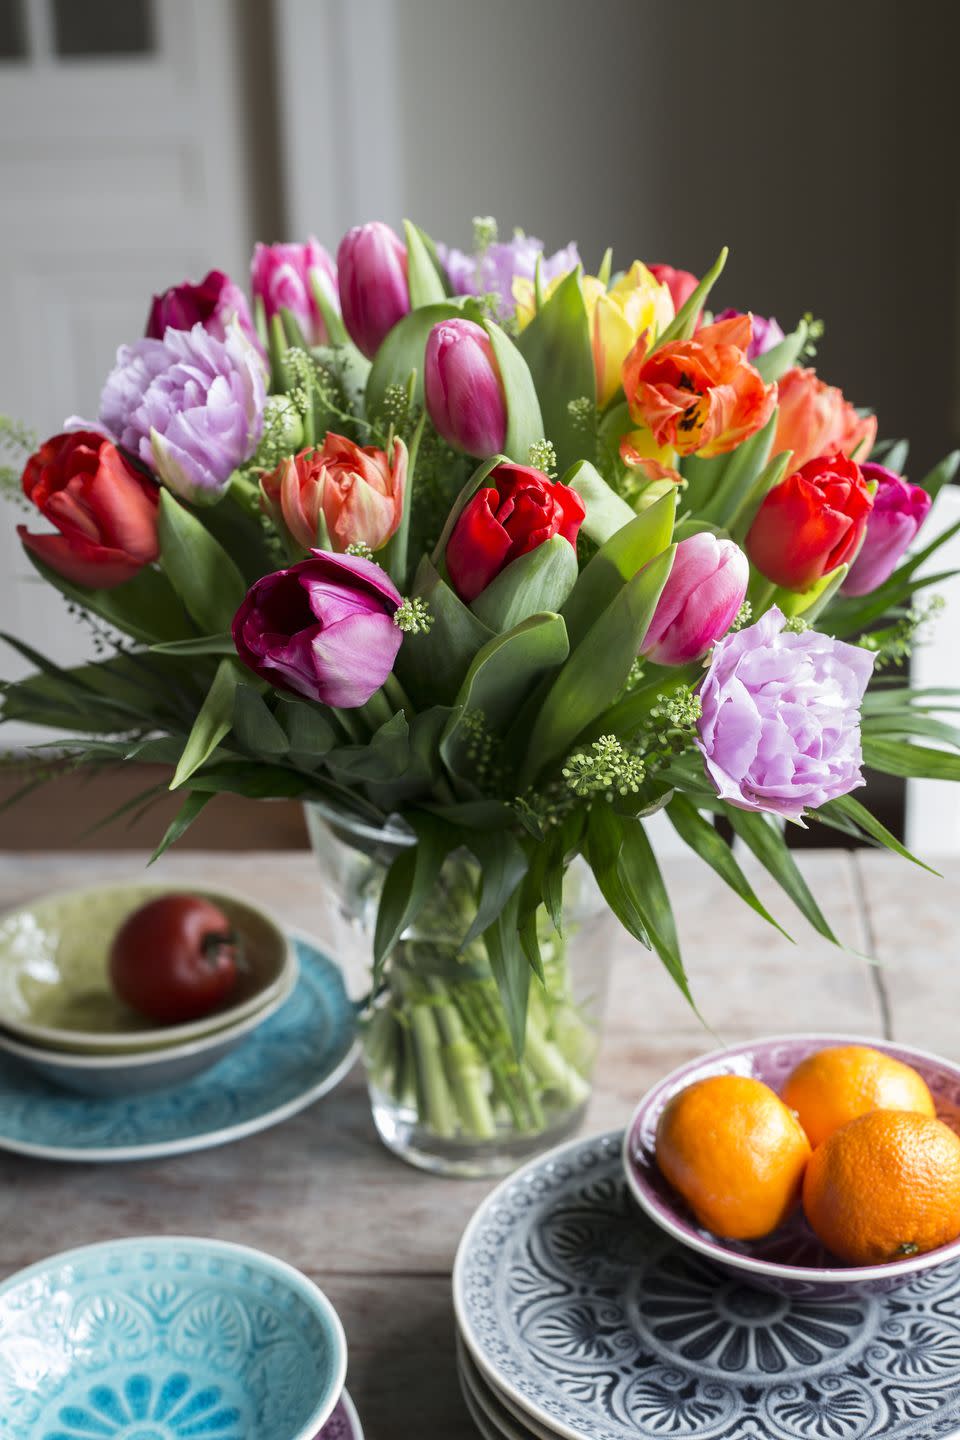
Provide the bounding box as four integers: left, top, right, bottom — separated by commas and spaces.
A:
0, 0, 257, 743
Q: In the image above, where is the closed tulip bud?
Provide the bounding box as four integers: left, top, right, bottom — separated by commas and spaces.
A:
641, 533, 749, 666
337, 222, 410, 358
424, 318, 507, 457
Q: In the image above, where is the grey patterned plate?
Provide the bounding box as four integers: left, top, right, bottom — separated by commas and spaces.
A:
453, 1130, 960, 1440
0, 935, 357, 1162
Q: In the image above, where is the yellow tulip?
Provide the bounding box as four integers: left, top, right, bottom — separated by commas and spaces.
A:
514, 261, 674, 408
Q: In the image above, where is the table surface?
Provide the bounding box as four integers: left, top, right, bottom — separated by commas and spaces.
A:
0, 847, 955, 1439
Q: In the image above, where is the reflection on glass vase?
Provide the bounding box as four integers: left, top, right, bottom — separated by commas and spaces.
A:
305, 802, 612, 1178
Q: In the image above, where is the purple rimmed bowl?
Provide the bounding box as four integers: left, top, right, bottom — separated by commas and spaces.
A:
623, 1031, 960, 1300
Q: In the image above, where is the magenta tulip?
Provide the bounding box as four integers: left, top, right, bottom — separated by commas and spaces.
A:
250, 238, 339, 347
232, 551, 402, 708
146, 269, 256, 346
842, 462, 932, 596
424, 318, 507, 457
337, 222, 410, 359
641, 532, 749, 666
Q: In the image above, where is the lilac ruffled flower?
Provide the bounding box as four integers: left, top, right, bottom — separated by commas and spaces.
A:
714, 308, 785, 360
695, 607, 875, 822
232, 550, 402, 708
437, 233, 580, 320
842, 462, 932, 596
98, 322, 266, 503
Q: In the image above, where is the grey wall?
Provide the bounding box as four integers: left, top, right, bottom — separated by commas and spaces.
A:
392, 0, 960, 473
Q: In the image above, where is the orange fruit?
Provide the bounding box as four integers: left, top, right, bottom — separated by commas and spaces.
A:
782, 1044, 935, 1147
655, 1074, 811, 1240
803, 1109, 960, 1265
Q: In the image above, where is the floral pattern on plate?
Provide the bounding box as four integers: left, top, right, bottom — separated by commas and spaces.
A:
454, 1130, 960, 1440
0, 937, 357, 1161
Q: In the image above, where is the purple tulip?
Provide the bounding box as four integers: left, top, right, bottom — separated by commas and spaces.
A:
251, 238, 339, 346
437, 234, 580, 320
337, 222, 410, 359
842, 462, 932, 596
146, 269, 257, 347
424, 318, 507, 457
696, 606, 875, 821
232, 551, 402, 708
642, 533, 749, 666
99, 321, 266, 503
714, 308, 785, 360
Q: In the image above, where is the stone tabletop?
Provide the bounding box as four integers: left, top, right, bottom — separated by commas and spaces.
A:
0, 848, 951, 1438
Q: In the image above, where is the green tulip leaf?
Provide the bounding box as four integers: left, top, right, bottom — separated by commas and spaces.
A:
232, 684, 289, 757
23, 552, 192, 646
697, 408, 777, 529
280, 698, 338, 766
170, 657, 243, 789
666, 794, 791, 938
399, 555, 494, 705
917, 449, 960, 503
441, 612, 570, 784
483, 319, 544, 464
562, 459, 636, 545
773, 563, 849, 621
157, 491, 248, 635
470, 535, 578, 632
754, 318, 810, 384
403, 219, 448, 308
562, 492, 676, 649
655, 246, 728, 347
518, 544, 676, 787
515, 268, 595, 472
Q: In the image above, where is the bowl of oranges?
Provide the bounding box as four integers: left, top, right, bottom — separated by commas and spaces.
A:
624, 1033, 960, 1298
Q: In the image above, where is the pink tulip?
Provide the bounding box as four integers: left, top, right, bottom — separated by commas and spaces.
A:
424, 319, 507, 457
232, 551, 402, 708
337, 222, 410, 358
146, 269, 257, 346
251, 238, 339, 346
842, 462, 932, 596
642, 533, 749, 665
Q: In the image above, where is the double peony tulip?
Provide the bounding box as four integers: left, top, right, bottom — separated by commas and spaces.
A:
337, 222, 410, 359
774, 366, 877, 472
842, 462, 932, 596
516, 261, 674, 408
747, 453, 874, 592
696, 607, 875, 821
146, 269, 257, 348
261, 433, 406, 555
251, 239, 339, 347
445, 462, 585, 604
622, 314, 777, 459
424, 318, 507, 457
98, 321, 266, 504
641, 533, 749, 665
18, 431, 159, 589
232, 551, 402, 708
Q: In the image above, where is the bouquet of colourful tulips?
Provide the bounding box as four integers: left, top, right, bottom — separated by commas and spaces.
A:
2, 217, 959, 1158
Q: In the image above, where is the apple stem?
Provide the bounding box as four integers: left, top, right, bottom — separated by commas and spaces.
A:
201, 930, 238, 968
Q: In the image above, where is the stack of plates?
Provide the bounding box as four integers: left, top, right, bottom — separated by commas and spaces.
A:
453, 1130, 960, 1440
0, 1236, 365, 1439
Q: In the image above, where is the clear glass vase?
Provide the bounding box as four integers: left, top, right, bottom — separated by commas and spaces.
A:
305, 802, 612, 1178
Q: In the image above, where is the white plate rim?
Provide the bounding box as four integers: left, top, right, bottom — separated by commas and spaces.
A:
0, 926, 358, 1162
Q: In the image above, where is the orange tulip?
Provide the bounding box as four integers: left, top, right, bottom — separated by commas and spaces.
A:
774, 366, 877, 471
261, 432, 406, 553
622, 314, 777, 459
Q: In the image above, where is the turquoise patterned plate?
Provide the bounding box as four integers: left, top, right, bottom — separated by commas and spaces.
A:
454, 1130, 960, 1440
0, 936, 357, 1162
0, 1236, 347, 1440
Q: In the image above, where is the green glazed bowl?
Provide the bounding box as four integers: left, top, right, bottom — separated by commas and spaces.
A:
0, 881, 295, 1054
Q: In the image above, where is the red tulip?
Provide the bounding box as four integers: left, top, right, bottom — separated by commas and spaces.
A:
647, 263, 700, 318
18, 431, 159, 589
746, 452, 874, 591
445, 462, 585, 604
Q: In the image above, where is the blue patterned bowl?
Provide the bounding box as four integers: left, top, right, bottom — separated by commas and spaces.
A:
0, 1237, 347, 1439
625, 1032, 960, 1299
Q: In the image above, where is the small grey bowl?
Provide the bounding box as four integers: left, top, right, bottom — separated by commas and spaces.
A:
0, 959, 298, 1096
